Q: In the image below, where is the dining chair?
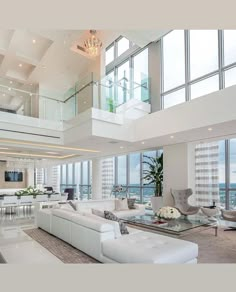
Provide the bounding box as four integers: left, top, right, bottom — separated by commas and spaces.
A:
0, 195, 19, 216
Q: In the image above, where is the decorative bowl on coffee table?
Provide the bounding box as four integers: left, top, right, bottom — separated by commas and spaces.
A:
201, 207, 220, 221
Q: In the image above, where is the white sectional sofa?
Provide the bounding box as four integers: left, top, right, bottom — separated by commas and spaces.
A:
35, 199, 198, 264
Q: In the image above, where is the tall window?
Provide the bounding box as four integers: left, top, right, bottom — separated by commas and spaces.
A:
163, 30, 185, 92
218, 139, 236, 210
133, 48, 149, 101
61, 164, 66, 184
117, 155, 127, 185
161, 30, 236, 109
189, 30, 218, 80
105, 45, 114, 65
117, 37, 130, 56
117, 61, 130, 104
113, 149, 162, 203
223, 30, 236, 66
105, 36, 149, 110
60, 160, 92, 199
67, 163, 73, 184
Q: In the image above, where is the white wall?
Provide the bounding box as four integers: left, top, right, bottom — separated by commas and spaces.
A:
134, 84, 236, 141
163, 142, 198, 207
163, 143, 189, 206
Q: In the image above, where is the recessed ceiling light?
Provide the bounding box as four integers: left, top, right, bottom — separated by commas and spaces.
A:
9, 81, 13, 84
141, 141, 145, 145
208, 127, 213, 131
170, 135, 174, 139
32, 39, 36, 44
120, 146, 124, 149
83, 101, 87, 104
19, 63, 22, 67
8, 87, 11, 91
29, 93, 33, 96
2, 93, 5, 97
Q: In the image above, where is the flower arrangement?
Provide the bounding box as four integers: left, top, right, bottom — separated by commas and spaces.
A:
157, 206, 181, 220
15, 186, 44, 197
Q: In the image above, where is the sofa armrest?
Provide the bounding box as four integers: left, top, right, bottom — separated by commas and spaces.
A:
134, 203, 146, 212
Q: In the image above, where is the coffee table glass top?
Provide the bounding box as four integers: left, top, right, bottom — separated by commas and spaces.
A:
124, 214, 214, 234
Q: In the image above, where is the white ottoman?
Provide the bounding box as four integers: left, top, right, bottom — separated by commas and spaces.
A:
102, 231, 198, 264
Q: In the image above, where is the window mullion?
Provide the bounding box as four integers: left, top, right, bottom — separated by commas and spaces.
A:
160, 38, 164, 109
185, 30, 190, 101
127, 154, 130, 189
225, 139, 230, 210
218, 30, 224, 90
140, 153, 143, 203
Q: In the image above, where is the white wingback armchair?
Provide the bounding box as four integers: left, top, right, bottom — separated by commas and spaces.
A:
171, 188, 200, 216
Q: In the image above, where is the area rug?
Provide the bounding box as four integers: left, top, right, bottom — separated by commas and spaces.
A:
183, 227, 236, 263
24, 228, 99, 264
24, 227, 236, 263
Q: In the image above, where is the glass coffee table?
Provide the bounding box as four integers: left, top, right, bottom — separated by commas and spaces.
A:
123, 214, 218, 237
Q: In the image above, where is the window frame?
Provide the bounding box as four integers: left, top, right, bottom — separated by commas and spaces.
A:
160, 30, 236, 110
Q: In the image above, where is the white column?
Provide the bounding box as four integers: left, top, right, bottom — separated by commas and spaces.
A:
163, 143, 189, 206
26, 167, 35, 187
91, 158, 102, 200
148, 42, 162, 113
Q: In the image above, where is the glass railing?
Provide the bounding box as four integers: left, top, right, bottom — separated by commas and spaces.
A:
96, 69, 150, 113
0, 71, 150, 122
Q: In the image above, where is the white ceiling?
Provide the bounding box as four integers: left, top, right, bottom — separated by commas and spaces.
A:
0, 29, 169, 111
0, 30, 101, 101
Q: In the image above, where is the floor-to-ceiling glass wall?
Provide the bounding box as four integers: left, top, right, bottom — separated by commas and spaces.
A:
113, 149, 162, 203
60, 160, 92, 200
59, 149, 162, 203
218, 139, 236, 210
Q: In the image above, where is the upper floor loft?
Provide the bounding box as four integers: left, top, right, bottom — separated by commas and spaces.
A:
1, 29, 236, 163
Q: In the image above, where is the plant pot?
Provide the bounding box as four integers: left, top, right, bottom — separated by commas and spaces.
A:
151, 196, 163, 213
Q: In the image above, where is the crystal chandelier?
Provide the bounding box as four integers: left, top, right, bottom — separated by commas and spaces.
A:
84, 30, 102, 57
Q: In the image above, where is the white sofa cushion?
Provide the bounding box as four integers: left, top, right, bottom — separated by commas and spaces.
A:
86, 213, 121, 238
102, 231, 198, 264
36, 209, 52, 233
52, 209, 76, 221
71, 213, 114, 233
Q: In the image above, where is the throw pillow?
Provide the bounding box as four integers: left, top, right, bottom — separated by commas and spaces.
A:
92, 208, 105, 218
104, 210, 129, 235
115, 198, 129, 211
127, 198, 136, 209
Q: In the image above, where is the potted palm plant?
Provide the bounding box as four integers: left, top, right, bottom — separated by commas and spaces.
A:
143, 153, 163, 213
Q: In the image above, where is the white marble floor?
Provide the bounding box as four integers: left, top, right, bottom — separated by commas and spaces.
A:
0, 210, 61, 264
